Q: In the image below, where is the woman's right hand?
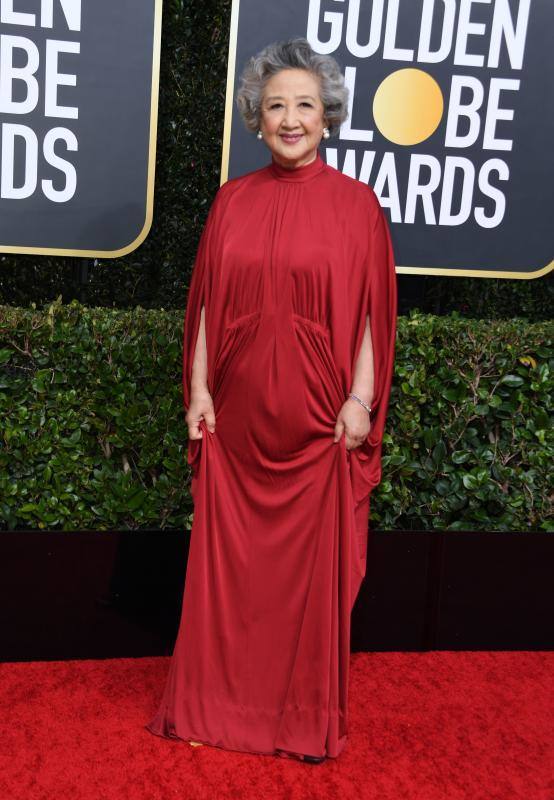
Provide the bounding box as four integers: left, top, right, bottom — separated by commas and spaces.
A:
186, 387, 216, 439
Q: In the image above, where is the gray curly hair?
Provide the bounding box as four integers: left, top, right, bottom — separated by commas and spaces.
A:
236, 37, 349, 138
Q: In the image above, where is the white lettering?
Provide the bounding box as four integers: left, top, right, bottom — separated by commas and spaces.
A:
42, 126, 77, 201
0, 35, 40, 115
482, 78, 518, 151
45, 39, 79, 118
475, 158, 508, 227
1, 0, 82, 31
445, 76, 484, 148
438, 157, 474, 225
306, 0, 344, 55
340, 66, 374, 141
1, 123, 38, 198
383, 0, 413, 61
488, 0, 530, 69
418, 0, 456, 63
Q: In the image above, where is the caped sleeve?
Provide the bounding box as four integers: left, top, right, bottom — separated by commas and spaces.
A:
350, 192, 398, 503
182, 190, 221, 413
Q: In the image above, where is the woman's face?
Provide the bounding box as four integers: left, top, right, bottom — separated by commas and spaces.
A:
259, 68, 328, 168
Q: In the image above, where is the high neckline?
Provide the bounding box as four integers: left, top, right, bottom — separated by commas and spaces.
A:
268, 150, 326, 182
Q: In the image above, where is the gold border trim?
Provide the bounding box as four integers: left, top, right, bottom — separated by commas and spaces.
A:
0, 0, 163, 259
394, 261, 553, 280
220, 0, 553, 281
220, 0, 240, 184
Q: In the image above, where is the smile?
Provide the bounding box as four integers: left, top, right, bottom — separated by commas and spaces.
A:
280, 134, 303, 144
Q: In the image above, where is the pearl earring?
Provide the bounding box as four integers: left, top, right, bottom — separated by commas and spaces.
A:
257, 130, 263, 139
322, 127, 330, 139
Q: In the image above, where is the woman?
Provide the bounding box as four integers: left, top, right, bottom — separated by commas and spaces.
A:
146, 37, 397, 764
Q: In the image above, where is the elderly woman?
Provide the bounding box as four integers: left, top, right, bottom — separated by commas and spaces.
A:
146, 37, 397, 764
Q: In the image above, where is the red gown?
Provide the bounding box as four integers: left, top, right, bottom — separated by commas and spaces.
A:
146, 150, 397, 759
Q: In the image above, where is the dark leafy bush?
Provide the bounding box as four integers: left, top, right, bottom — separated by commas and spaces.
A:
1, 300, 551, 531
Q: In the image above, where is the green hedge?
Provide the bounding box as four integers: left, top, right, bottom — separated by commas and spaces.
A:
1, 300, 551, 532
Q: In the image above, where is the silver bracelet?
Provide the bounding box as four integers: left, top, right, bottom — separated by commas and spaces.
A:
349, 392, 372, 414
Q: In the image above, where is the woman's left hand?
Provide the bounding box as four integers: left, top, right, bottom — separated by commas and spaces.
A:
333, 397, 371, 451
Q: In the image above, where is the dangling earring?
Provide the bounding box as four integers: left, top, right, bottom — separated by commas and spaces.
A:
322, 127, 330, 139
257, 130, 263, 140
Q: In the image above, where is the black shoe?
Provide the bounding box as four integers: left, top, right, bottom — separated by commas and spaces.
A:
302, 754, 326, 764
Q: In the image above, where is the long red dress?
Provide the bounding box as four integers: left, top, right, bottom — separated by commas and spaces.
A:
146, 150, 397, 759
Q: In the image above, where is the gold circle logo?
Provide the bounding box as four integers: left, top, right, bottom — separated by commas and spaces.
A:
373, 68, 444, 146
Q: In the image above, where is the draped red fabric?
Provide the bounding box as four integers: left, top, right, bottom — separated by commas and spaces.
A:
147, 150, 398, 759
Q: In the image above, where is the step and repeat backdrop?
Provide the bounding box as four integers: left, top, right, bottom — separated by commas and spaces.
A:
222, 0, 553, 279
0, 0, 551, 280
0, 0, 162, 257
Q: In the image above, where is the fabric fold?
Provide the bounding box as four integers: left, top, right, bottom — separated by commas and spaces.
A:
147, 149, 397, 759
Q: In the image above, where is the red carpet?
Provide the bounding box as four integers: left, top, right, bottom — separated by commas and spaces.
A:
0, 652, 551, 800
